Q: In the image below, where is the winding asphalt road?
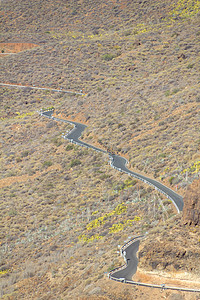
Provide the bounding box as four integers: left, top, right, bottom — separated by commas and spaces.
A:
110, 240, 140, 281
41, 109, 184, 283
111, 154, 183, 212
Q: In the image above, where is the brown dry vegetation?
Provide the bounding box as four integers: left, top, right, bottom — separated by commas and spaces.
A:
0, 0, 200, 299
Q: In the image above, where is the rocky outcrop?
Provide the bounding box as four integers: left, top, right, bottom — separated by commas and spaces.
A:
138, 213, 200, 276
182, 179, 200, 226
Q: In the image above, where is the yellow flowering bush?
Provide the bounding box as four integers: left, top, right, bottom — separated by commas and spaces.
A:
169, 0, 200, 19
181, 160, 200, 174
86, 203, 127, 230
78, 234, 103, 243
109, 216, 141, 233
0, 269, 10, 276
15, 112, 34, 119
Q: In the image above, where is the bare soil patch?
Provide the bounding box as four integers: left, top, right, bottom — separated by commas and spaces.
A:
135, 269, 200, 290
0, 42, 38, 54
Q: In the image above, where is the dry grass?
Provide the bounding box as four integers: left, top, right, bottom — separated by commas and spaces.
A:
0, 0, 200, 298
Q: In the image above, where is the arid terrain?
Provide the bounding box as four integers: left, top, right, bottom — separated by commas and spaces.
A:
0, 0, 200, 299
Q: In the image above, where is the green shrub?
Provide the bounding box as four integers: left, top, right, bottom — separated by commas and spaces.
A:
164, 90, 170, 97
21, 150, 29, 157
154, 114, 160, 120
65, 144, 74, 151
99, 174, 110, 180
43, 161, 53, 167
169, 176, 174, 185
8, 209, 17, 216
124, 30, 132, 36
159, 121, 165, 126
51, 137, 62, 147
69, 159, 81, 167
171, 88, 180, 95
102, 53, 116, 61
187, 63, 194, 69
164, 89, 179, 97
16, 157, 22, 163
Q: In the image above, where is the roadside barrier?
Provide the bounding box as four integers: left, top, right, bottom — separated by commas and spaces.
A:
109, 276, 200, 292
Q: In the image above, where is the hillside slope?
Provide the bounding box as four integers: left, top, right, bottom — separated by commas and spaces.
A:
0, 0, 200, 299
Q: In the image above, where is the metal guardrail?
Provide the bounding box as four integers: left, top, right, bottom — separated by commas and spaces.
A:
121, 235, 144, 252
108, 276, 200, 292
